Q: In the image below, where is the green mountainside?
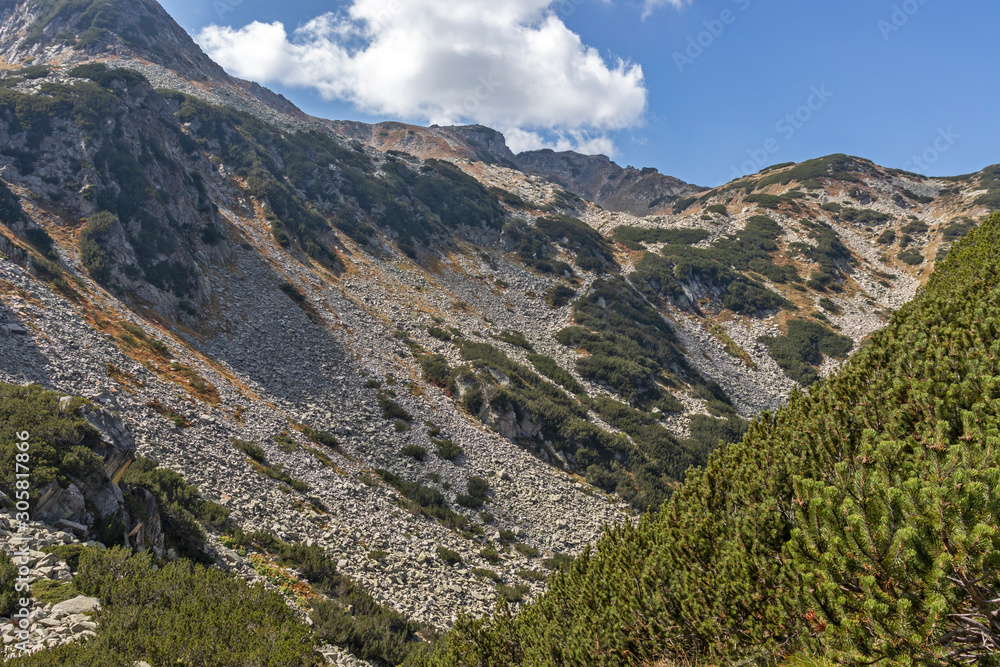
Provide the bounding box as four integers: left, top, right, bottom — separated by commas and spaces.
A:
2, 1, 1000, 664
417, 210, 1000, 665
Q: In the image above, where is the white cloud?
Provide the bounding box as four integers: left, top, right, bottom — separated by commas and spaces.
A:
642, 0, 692, 20
503, 127, 617, 156
196, 0, 647, 154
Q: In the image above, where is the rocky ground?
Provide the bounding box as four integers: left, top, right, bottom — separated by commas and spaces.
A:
0, 511, 96, 657
0, 210, 630, 636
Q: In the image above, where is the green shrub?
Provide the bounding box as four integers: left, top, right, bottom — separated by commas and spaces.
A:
13, 546, 317, 666
224, 529, 424, 665
302, 426, 340, 450
123, 457, 229, 561
402, 445, 427, 461
231, 438, 266, 463
78, 211, 117, 284
876, 230, 897, 245
514, 543, 540, 558
898, 248, 925, 265
428, 326, 452, 341
0, 179, 27, 226
378, 469, 467, 530
473, 568, 501, 582
902, 220, 930, 235
496, 582, 530, 603
0, 384, 104, 500
434, 438, 464, 461
756, 154, 862, 188
0, 552, 18, 617
542, 552, 574, 572
494, 330, 533, 351
378, 394, 413, 421
817, 297, 841, 314
436, 546, 462, 566
480, 546, 502, 565
942, 219, 975, 242
613, 226, 709, 249
759, 318, 853, 386
744, 193, 784, 209
544, 284, 577, 308
30, 579, 77, 606
840, 207, 890, 225
456, 476, 489, 508
41, 544, 87, 571
527, 354, 585, 394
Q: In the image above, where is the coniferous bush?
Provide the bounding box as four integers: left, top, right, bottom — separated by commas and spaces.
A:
413, 212, 1000, 667
9, 546, 318, 666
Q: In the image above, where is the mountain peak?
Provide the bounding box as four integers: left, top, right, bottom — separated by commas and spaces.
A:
0, 0, 222, 80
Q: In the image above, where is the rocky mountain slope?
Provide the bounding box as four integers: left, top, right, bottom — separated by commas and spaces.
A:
326, 121, 704, 217
0, 0, 997, 663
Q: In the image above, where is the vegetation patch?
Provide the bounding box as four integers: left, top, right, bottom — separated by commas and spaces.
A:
413, 212, 1000, 667
612, 226, 709, 250
7, 546, 316, 667
755, 154, 863, 188
759, 318, 854, 386
122, 457, 230, 562
377, 469, 468, 531
898, 248, 925, 265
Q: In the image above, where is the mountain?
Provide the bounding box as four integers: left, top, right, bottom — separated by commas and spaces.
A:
327, 121, 704, 216
420, 211, 1000, 666
0, 0, 998, 664
514, 148, 702, 216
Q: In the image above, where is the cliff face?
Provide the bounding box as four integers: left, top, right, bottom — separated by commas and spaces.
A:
32, 400, 164, 557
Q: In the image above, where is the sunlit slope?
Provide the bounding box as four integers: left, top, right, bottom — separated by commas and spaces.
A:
416, 210, 1000, 666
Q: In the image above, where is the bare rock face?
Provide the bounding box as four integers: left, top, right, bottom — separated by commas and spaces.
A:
33, 401, 164, 557
121, 485, 164, 556
78, 404, 136, 483
514, 149, 704, 216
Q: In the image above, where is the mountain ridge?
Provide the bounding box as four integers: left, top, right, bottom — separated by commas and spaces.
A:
0, 0, 998, 664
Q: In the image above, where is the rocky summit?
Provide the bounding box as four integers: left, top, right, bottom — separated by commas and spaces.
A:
0, 0, 997, 665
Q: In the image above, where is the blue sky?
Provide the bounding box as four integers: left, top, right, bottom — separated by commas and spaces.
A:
158, 0, 1000, 187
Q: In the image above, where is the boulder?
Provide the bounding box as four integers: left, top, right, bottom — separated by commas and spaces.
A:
51, 596, 100, 616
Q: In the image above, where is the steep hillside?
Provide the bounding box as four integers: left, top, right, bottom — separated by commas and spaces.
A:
417, 210, 1000, 665
0, 1, 998, 664
329, 122, 704, 217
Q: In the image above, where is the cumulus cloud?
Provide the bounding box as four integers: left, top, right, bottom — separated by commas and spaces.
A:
196, 0, 647, 154
642, 0, 692, 20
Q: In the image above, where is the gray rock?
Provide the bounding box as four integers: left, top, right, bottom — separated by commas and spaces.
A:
51, 596, 100, 616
